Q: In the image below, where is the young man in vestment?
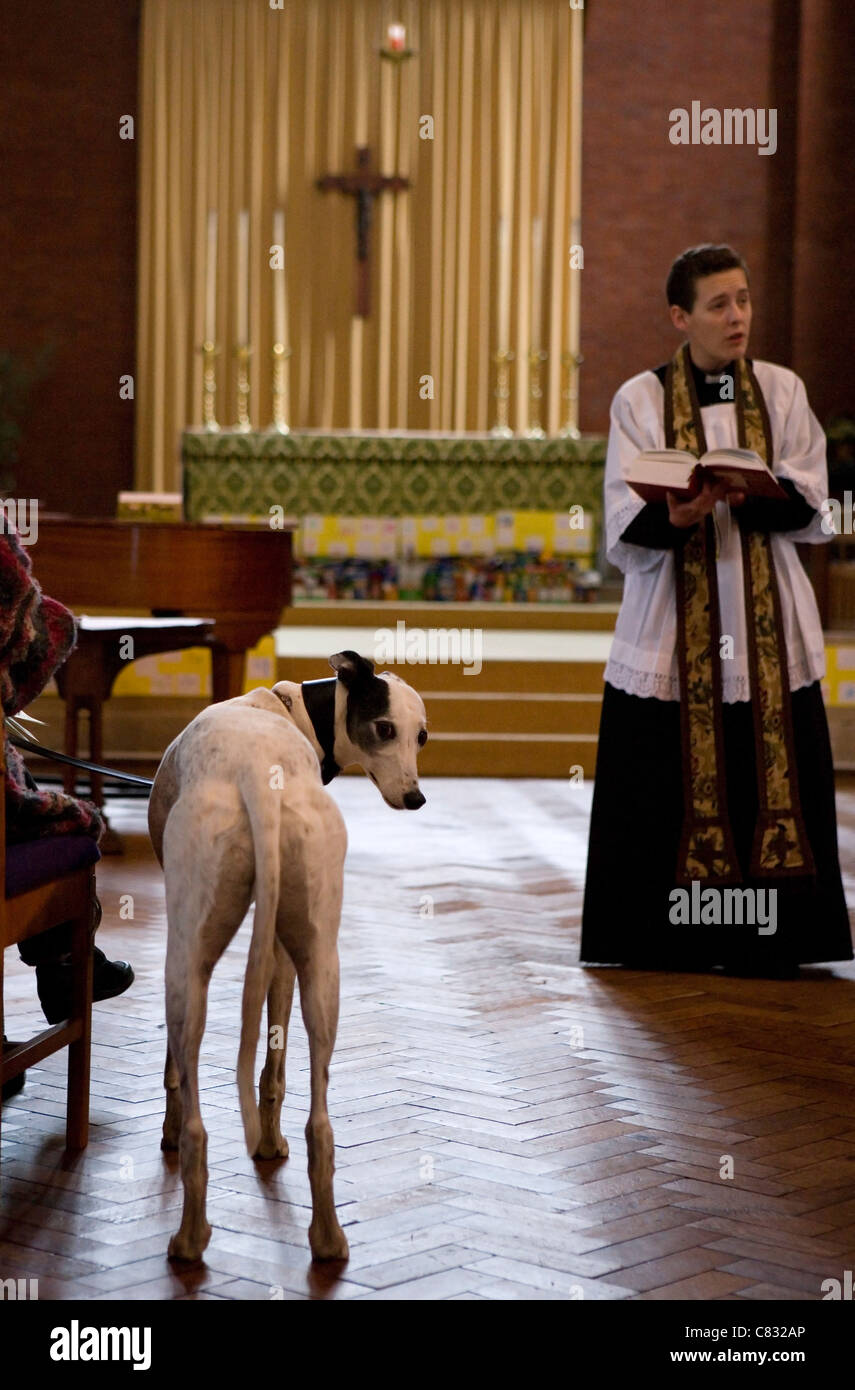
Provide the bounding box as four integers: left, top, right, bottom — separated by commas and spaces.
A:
580, 244, 853, 976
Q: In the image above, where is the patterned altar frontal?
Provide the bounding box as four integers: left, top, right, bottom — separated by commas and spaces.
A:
181, 429, 606, 524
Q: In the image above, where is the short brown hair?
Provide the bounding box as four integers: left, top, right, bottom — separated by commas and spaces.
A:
666, 244, 749, 311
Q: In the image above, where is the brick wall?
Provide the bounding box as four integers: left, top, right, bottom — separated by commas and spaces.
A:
581, 0, 786, 430
0, 1, 140, 515
792, 0, 855, 421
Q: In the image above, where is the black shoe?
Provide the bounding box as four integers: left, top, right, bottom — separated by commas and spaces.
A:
2, 1038, 26, 1101
36, 947, 135, 1025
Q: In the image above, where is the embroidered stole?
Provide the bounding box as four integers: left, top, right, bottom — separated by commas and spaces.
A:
665, 343, 814, 885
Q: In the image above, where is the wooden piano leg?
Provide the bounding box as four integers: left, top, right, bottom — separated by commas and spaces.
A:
88, 699, 105, 812
210, 646, 247, 704
87, 697, 122, 854
63, 696, 79, 796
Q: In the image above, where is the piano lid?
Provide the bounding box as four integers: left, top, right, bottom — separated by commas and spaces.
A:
31, 514, 294, 620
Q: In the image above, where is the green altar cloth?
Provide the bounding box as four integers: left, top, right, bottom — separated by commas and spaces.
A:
181, 429, 606, 523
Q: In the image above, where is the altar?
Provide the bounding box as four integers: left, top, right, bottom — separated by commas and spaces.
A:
182, 428, 607, 602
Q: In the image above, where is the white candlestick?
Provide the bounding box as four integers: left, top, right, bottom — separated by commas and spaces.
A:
205, 210, 217, 343
497, 217, 510, 348
388, 22, 406, 52
237, 209, 249, 343
531, 218, 543, 351
273, 209, 286, 346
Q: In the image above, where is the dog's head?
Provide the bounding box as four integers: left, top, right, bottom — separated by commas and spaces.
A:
329, 650, 427, 810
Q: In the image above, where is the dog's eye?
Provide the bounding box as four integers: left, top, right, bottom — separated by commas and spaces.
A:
375, 721, 396, 741
418, 729, 428, 747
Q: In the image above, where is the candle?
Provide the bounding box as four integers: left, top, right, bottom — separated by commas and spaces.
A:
237, 208, 249, 344
273, 209, 286, 346
355, 8, 367, 144
497, 27, 513, 352
531, 218, 543, 351
205, 210, 218, 343
568, 216, 581, 364
387, 22, 406, 52
497, 216, 510, 348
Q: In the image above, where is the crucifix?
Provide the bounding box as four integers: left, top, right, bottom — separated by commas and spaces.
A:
316, 147, 411, 317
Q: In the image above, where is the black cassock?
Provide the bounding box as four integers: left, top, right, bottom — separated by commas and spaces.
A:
580, 680, 853, 970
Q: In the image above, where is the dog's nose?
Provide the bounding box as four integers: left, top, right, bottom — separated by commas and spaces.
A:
403, 789, 426, 810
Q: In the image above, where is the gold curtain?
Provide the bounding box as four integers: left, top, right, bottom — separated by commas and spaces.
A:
136, 0, 583, 490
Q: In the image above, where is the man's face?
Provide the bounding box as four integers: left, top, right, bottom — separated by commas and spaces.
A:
669, 268, 752, 372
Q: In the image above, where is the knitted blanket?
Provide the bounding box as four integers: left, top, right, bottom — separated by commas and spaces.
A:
1, 518, 103, 844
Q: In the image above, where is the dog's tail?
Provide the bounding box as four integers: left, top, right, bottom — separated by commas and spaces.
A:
236, 773, 282, 1156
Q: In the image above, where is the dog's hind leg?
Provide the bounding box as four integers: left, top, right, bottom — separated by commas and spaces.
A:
161, 1043, 182, 1151
161, 786, 254, 1262
256, 938, 296, 1159
166, 949, 214, 1262
296, 943, 349, 1262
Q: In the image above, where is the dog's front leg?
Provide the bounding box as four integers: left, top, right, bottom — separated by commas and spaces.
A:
298, 947, 349, 1262
256, 939, 296, 1159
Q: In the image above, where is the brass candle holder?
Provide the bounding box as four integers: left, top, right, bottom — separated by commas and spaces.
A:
269, 342, 292, 434
490, 349, 515, 437
234, 343, 252, 432
525, 348, 548, 439
559, 349, 583, 439
379, 45, 418, 62
199, 340, 220, 432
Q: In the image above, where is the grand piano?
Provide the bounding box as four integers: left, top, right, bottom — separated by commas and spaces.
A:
33, 517, 294, 702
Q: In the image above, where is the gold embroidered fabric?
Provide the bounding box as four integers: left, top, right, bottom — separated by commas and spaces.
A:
667, 344, 814, 884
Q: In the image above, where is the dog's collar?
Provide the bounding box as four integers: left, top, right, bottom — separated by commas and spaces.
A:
300, 678, 341, 784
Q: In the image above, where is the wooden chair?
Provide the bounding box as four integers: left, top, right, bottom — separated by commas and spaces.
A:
0, 728, 99, 1155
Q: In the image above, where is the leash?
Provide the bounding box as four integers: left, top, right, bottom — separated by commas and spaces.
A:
8, 679, 343, 793
300, 678, 341, 785
6, 733, 155, 789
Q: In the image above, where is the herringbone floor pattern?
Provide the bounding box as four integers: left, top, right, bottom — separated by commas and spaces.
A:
2, 778, 855, 1300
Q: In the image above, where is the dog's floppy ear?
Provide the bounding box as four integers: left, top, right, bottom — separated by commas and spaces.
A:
329, 650, 376, 687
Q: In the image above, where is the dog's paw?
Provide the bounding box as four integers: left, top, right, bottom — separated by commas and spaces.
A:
255, 1134, 290, 1160
168, 1224, 211, 1263
309, 1224, 349, 1262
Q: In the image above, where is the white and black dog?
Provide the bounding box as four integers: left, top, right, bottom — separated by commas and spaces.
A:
148, 651, 427, 1263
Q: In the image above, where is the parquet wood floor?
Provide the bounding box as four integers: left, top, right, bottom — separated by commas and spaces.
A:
2, 777, 855, 1301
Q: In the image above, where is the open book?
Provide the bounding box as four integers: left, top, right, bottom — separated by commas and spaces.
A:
624, 448, 788, 504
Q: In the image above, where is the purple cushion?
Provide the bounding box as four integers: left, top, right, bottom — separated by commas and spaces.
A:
5, 835, 100, 899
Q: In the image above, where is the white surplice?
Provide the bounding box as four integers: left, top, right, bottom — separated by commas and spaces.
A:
603, 361, 831, 703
